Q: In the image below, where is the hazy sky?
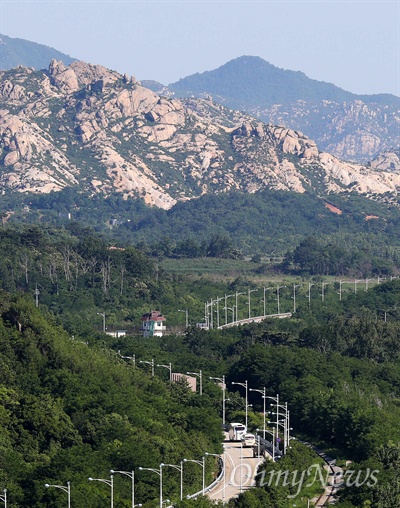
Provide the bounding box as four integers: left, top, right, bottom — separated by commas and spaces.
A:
1, 0, 399, 96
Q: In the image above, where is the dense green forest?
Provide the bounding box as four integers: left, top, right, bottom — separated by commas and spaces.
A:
1, 223, 400, 506
3, 188, 400, 270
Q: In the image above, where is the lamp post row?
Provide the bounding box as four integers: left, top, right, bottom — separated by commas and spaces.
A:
39, 380, 286, 508
40, 452, 223, 508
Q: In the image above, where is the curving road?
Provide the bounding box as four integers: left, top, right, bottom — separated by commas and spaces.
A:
207, 435, 265, 502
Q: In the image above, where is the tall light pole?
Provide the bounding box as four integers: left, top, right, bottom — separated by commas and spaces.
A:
0, 489, 6, 508
276, 286, 286, 315
97, 312, 106, 332
45, 482, 71, 508
187, 370, 202, 395
235, 292, 246, 322
270, 402, 290, 454
209, 375, 226, 425
257, 427, 276, 462
161, 462, 183, 501
232, 380, 248, 429
321, 282, 330, 302
308, 283, 314, 308
110, 470, 136, 508
215, 297, 223, 328
183, 457, 205, 495
139, 359, 155, 377
293, 284, 301, 313
338, 280, 345, 301
249, 387, 266, 439
139, 466, 163, 508
264, 394, 280, 442
89, 476, 113, 508
263, 287, 272, 317
224, 294, 234, 325
223, 306, 235, 324
354, 279, 363, 294
178, 309, 189, 328
248, 288, 258, 319
157, 362, 172, 381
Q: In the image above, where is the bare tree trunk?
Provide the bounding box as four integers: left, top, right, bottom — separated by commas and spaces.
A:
20, 253, 30, 285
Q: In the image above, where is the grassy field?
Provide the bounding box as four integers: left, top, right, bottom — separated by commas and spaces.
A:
159, 257, 262, 275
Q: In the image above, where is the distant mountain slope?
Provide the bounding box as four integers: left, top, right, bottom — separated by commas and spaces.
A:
1, 60, 400, 210
162, 56, 400, 163
0, 33, 76, 70
170, 56, 355, 107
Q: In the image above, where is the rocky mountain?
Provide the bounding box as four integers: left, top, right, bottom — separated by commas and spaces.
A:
0, 33, 76, 71
1, 60, 400, 210
147, 56, 399, 163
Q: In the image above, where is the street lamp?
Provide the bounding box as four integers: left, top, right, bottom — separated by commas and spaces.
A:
183, 457, 205, 495
232, 380, 248, 429
293, 284, 301, 313
215, 297, 223, 328
0, 490, 6, 508
118, 351, 136, 366
264, 394, 280, 442
247, 288, 258, 319
354, 279, 363, 294
235, 292, 246, 322
307, 283, 314, 308
270, 403, 291, 454
139, 359, 155, 377
224, 294, 235, 325
88, 476, 114, 508
263, 286, 272, 317
249, 387, 266, 439
223, 306, 235, 324
139, 466, 163, 508
110, 470, 136, 508
209, 375, 226, 425
178, 309, 189, 328
187, 370, 202, 395
161, 462, 183, 501
97, 312, 106, 332
321, 282, 330, 302
276, 286, 286, 315
338, 280, 346, 301
157, 362, 172, 381
44, 482, 71, 508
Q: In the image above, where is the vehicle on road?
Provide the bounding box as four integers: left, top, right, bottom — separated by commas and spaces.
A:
228, 422, 247, 441
241, 433, 256, 447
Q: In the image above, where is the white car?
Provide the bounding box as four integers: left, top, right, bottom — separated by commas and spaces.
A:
241, 433, 256, 447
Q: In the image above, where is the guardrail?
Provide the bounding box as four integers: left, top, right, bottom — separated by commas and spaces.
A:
186, 457, 224, 500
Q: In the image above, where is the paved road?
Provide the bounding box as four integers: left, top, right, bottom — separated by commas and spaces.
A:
207, 437, 264, 502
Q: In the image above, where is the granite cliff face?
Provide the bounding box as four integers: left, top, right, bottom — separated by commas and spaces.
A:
1, 60, 399, 209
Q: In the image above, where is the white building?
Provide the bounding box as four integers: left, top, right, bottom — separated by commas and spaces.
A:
141, 310, 166, 337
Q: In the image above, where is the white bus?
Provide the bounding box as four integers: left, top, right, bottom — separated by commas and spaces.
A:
228, 422, 247, 441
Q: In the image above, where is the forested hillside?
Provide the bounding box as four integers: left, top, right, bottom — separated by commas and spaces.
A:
0, 292, 223, 507
1, 220, 400, 506
3, 188, 400, 269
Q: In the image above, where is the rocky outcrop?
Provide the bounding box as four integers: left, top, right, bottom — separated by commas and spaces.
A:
1, 60, 400, 208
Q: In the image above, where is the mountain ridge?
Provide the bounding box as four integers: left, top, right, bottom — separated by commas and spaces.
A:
147, 56, 400, 163
0, 33, 76, 70
0, 59, 399, 211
